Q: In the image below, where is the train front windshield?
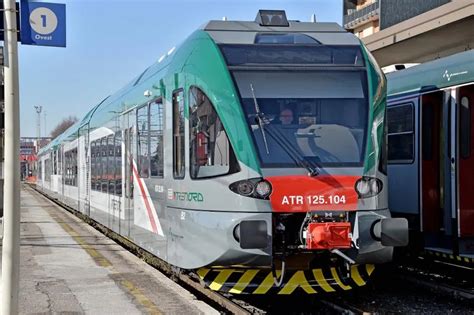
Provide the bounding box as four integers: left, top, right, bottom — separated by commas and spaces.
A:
233, 70, 369, 168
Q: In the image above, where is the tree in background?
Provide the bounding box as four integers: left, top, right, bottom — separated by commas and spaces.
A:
50, 116, 78, 139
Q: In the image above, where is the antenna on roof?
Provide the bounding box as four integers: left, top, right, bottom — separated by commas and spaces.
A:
311, 14, 316, 23
222, 16, 227, 21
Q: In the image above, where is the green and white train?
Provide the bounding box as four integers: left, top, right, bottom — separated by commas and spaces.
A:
37, 11, 407, 294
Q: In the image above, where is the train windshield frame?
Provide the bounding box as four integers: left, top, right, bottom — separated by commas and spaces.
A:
232, 69, 369, 168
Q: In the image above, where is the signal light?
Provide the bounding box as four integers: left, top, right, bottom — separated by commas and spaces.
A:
255, 10, 289, 27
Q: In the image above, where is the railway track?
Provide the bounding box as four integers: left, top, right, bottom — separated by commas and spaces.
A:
396, 258, 474, 301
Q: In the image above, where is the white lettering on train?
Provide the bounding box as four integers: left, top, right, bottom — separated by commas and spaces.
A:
282, 195, 304, 205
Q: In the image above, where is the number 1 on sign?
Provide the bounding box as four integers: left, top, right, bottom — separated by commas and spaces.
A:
41, 15, 46, 27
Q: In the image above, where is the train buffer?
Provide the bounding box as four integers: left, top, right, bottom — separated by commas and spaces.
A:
0, 185, 217, 314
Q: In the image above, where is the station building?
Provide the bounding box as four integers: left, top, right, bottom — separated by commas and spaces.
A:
343, 0, 474, 66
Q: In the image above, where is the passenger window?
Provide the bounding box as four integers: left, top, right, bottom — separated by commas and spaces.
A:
108, 135, 115, 194
460, 96, 471, 159
189, 86, 231, 179
91, 142, 96, 190
150, 99, 164, 177
101, 137, 108, 192
115, 132, 122, 196
387, 103, 414, 163
173, 90, 185, 179
137, 105, 149, 178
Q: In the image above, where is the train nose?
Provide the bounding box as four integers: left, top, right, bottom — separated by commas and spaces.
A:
371, 218, 409, 247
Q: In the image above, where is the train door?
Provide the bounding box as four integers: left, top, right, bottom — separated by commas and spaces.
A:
457, 84, 474, 244
122, 115, 134, 237
420, 91, 449, 243
78, 124, 90, 216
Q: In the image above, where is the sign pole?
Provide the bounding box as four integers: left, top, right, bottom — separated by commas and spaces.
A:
1, 0, 21, 313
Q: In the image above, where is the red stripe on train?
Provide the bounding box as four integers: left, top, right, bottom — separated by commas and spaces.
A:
131, 163, 158, 234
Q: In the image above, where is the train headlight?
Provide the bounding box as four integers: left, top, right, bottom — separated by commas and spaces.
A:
229, 178, 272, 200
355, 177, 383, 198
237, 181, 254, 196
255, 180, 272, 198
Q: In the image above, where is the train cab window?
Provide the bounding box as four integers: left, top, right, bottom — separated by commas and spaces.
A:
189, 86, 234, 179
137, 105, 149, 178
115, 132, 122, 196
460, 96, 471, 159
173, 90, 185, 179
150, 99, 164, 177
38, 160, 42, 180
387, 104, 414, 163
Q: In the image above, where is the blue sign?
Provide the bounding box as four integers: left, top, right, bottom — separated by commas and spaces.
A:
20, 1, 66, 47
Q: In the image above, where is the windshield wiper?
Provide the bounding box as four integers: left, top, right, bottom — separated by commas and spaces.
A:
250, 83, 270, 154
265, 124, 320, 177
249, 84, 320, 177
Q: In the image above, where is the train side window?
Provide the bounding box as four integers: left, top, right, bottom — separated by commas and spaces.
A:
189, 86, 234, 179
387, 103, 414, 163
150, 99, 164, 177
101, 137, 108, 192
93, 141, 100, 191
91, 141, 96, 191
108, 135, 115, 194
38, 159, 42, 180
64, 148, 78, 186
460, 96, 471, 159
73, 148, 78, 186
115, 132, 122, 196
137, 105, 149, 178
173, 89, 185, 179
45, 157, 51, 182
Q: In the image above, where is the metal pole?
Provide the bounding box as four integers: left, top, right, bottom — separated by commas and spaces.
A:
1, 0, 21, 313
34, 105, 42, 152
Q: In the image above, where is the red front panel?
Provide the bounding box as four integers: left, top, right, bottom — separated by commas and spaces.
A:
266, 175, 359, 212
459, 85, 474, 237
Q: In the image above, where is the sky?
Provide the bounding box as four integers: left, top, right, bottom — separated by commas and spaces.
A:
19, 0, 343, 137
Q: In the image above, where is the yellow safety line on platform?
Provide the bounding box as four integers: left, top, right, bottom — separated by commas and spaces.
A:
31, 188, 163, 315
330, 267, 351, 290
278, 271, 317, 294
210, 270, 235, 291
229, 270, 259, 294
55, 218, 112, 268
120, 279, 163, 315
313, 269, 335, 292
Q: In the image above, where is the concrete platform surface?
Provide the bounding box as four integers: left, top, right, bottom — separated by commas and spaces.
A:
0, 185, 217, 315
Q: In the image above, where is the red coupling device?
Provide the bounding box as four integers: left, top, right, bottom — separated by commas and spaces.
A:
306, 222, 351, 250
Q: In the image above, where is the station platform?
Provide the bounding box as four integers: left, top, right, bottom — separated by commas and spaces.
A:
0, 185, 217, 314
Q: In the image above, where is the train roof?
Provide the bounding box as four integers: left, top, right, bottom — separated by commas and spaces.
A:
387, 50, 474, 99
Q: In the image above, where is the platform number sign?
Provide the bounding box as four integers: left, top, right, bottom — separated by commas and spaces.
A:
20, 1, 66, 47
